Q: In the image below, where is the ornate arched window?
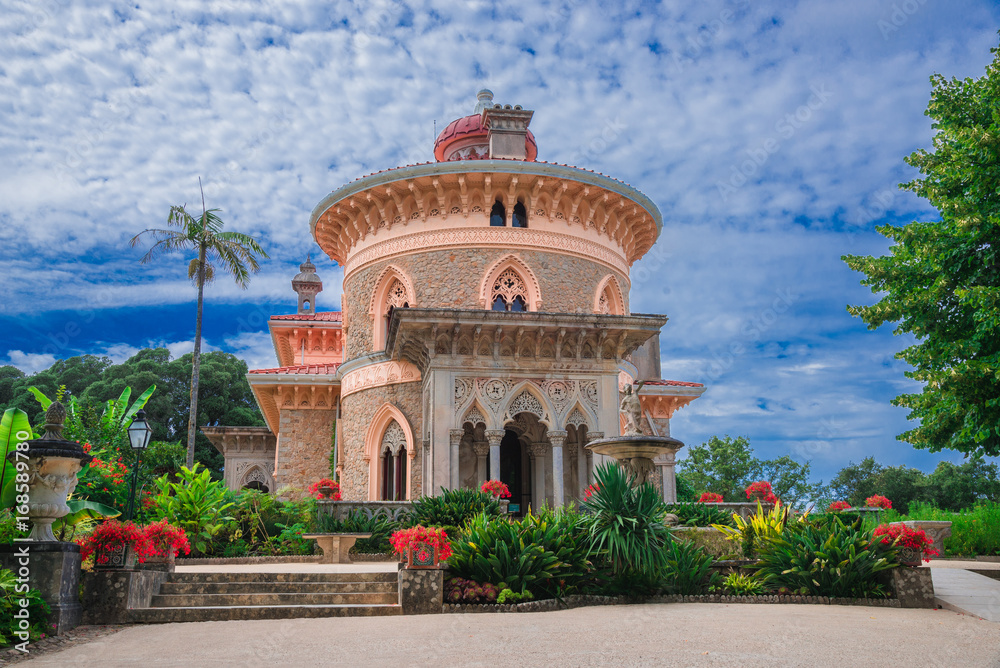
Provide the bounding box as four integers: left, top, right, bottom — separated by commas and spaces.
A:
383, 278, 410, 344
490, 201, 506, 227
379, 420, 408, 501
512, 201, 527, 228
594, 275, 626, 315
491, 268, 528, 312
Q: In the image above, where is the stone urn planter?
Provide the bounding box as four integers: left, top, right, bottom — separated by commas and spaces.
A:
896, 546, 923, 567
10, 402, 92, 542
406, 543, 440, 569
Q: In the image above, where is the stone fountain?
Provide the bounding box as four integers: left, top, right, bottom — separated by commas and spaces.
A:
585, 382, 684, 497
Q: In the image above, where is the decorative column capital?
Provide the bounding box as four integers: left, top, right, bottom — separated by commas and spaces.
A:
528, 442, 549, 458
449, 429, 465, 446
484, 429, 505, 446
472, 440, 490, 457
547, 430, 568, 447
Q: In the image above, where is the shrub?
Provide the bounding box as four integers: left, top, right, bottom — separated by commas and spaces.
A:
698, 492, 724, 503
410, 488, 501, 528
828, 501, 852, 512
865, 494, 893, 509
0, 569, 50, 648
754, 520, 895, 599
143, 520, 191, 559
662, 539, 720, 595
390, 525, 452, 561
722, 571, 765, 596
580, 463, 672, 582
665, 503, 735, 528
712, 501, 790, 559
149, 464, 235, 555
746, 481, 778, 504
481, 480, 511, 499
448, 513, 557, 594
517, 508, 594, 597
865, 502, 1000, 557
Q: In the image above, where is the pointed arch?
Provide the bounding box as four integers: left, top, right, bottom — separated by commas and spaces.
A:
370, 265, 416, 350
594, 274, 627, 315
364, 403, 416, 501
461, 401, 490, 430
563, 402, 597, 432
479, 254, 542, 311
501, 381, 553, 427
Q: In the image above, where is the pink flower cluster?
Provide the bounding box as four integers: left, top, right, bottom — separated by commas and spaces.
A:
745, 481, 778, 505
873, 523, 940, 561
78, 520, 193, 564
308, 478, 342, 500
698, 492, 724, 503
865, 494, 892, 509
390, 525, 452, 561
828, 500, 852, 512
480, 480, 511, 499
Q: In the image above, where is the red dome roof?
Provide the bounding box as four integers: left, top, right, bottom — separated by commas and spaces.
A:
433, 114, 537, 162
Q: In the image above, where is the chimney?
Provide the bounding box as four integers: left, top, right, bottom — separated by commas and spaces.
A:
482, 103, 534, 160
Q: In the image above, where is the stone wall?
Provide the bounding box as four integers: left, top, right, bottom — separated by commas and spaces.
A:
343, 248, 629, 359
340, 381, 423, 500
275, 409, 335, 495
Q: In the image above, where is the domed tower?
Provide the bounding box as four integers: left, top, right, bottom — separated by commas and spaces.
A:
291, 255, 323, 315
246, 91, 704, 505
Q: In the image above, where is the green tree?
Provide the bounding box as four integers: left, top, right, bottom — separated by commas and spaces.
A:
760, 455, 824, 509
843, 42, 1000, 458
827, 457, 884, 508
130, 191, 268, 466
927, 455, 1000, 511
677, 435, 762, 501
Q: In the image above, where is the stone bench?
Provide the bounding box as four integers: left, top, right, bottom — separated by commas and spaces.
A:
303, 533, 373, 564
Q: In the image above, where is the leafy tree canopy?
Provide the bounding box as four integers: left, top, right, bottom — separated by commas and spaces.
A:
0, 348, 264, 475
843, 40, 1000, 457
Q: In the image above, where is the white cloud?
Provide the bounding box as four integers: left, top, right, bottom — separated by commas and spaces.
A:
2, 351, 57, 375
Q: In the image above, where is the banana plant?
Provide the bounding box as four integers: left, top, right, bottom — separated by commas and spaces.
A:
28, 384, 155, 448
52, 498, 121, 541
0, 408, 34, 506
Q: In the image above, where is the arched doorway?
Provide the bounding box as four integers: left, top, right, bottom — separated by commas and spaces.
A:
488, 429, 527, 514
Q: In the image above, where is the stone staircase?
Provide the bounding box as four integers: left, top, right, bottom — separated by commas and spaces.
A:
130, 571, 402, 623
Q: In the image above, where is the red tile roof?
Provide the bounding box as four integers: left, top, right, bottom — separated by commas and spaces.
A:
638, 380, 704, 388
270, 311, 342, 322
249, 363, 340, 375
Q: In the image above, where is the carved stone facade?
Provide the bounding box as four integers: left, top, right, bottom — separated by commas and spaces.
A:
232, 91, 705, 504
201, 426, 277, 493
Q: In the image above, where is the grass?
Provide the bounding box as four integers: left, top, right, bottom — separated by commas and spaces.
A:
861, 502, 1000, 557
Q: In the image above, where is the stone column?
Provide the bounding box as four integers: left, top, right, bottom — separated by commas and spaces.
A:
548, 430, 568, 507
485, 430, 505, 481
528, 442, 548, 510
472, 441, 490, 486
576, 438, 588, 498
658, 450, 678, 504
586, 432, 603, 486
448, 429, 464, 490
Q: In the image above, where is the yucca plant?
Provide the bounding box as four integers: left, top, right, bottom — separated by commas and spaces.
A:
754, 519, 895, 599
580, 462, 672, 582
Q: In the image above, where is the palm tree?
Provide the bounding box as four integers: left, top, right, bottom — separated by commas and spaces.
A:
130, 183, 268, 466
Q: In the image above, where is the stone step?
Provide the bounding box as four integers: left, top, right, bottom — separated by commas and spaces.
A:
168, 571, 397, 584
159, 580, 398, 595
151, 591, 398, 607
131, 603, 402, 623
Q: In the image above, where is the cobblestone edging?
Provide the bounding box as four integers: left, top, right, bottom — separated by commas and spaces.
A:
175, 555, 321, 566
443, 593, 902, 614
0, 625, 130, 666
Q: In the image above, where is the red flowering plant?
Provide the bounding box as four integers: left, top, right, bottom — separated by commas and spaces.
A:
745, 481, 778, 505
828, 500, 852, 512
143, 520, 191, 559
77, 520, 153, 565
699, 492, 724, 503
77, 450, 130, 510
865, 494, 892, 509
308, 478, 342, 500
480, 480, 511, 499
390, 525, 452, 562
583, 483, 601, 500
872, 524, 940, 562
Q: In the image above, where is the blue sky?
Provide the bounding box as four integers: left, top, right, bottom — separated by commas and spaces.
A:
1, 0, 997, 482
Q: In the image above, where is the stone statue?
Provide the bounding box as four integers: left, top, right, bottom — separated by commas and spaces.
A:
619, 381, 645, 436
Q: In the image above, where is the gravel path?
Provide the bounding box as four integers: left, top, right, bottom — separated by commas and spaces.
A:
14, 603, 1000, 667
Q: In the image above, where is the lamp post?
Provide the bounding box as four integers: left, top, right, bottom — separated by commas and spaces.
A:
126, 410, 153, 521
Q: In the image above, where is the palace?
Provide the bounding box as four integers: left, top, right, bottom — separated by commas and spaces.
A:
203, 90, 705, 508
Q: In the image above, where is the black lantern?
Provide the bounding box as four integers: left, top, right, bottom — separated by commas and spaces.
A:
126, 410, 153, 521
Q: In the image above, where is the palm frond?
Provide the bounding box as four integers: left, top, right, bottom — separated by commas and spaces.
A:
134, 233, 195, 264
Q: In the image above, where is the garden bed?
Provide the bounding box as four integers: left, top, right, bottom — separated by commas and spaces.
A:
443, 593, 901, 613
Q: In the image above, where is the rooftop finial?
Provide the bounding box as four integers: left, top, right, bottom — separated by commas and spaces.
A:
474, 89, 494, 115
